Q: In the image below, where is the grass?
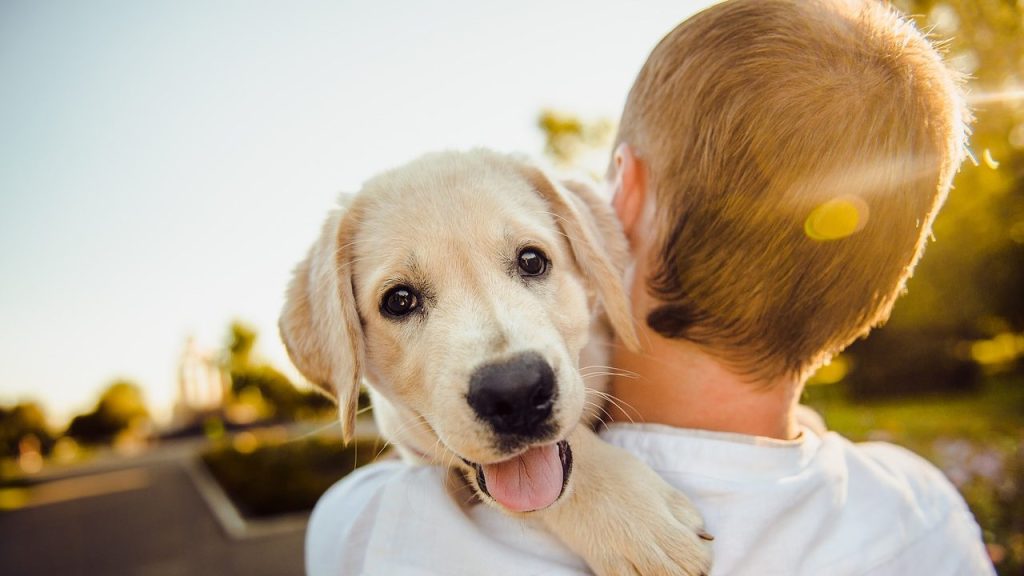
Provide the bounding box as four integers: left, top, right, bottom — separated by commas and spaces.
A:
804, 371, 1024, 449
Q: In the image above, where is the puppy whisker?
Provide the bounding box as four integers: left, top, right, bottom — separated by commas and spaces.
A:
586, 388, 642, 425
375, 411, 435, 461
581, 372, 633, 381
583, 399, 615, 423
579, 364, 639, 379
279, 419, 342, 445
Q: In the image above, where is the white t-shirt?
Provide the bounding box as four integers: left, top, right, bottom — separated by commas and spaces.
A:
306, 424, 994, 576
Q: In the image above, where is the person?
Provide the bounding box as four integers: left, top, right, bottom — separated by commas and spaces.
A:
305, 0, 995, 574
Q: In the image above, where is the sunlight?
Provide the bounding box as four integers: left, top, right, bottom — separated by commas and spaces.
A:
968, 88, 1024, 106
795, 148, 953, 242
807, 355, 851, 385
970, 332, 1024, 366
794, 152, 940, 201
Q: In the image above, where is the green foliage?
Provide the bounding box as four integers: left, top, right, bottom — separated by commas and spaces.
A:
843, 327, 980, 399
232, 365, 298, 409
223, 322, 334, 422
805, 373, 1024, 443
231, 364, 333, 421
0, 403, 54, 459
227, 321, 258, 373
838, 0, 1024, 395
201, 436, 381, 518
537, 109, 614, 174
65, 380, 150, 445
884, 0, 1024, 335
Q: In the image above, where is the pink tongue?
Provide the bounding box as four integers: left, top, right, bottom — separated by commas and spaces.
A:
481, 444, 563, 512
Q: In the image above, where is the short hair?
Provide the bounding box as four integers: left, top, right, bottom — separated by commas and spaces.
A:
615, 0, 969, 379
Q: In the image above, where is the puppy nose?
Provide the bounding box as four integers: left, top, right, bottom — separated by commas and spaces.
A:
467, 352, 556, 437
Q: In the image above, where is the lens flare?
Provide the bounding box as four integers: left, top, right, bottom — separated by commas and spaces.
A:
982, 149, 1000, 170
804, 196, 869, 241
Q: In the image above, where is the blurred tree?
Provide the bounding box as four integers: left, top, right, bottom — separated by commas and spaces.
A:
227, 321, 257, 373
0, 402, 55, 459
66, 380, 151, 445
231, 364, 305, 419
839, 0, 1024, 394
538, 109, 615, 176
224, 322, 334, 422
884, 0, 1024, 336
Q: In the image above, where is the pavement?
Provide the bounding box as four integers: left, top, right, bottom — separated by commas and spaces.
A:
0, 442, 309, 576
0, 418, 384, 575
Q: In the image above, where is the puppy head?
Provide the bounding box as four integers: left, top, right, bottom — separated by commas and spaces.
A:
280, 150, 636, 508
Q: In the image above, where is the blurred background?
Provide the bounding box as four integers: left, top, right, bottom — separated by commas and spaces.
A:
1, 0, 1021, 574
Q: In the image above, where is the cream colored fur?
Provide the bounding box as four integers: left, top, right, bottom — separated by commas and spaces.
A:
280, 149, 711, 575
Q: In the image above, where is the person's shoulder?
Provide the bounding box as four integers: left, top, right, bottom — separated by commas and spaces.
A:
305, 460, 397, 576
844, 439, 967, 515
856, 440, 968, 488
826, 436, 995, 574
312, 458, 436, 510
306, 460, 447, 576
594, 424, 993, 574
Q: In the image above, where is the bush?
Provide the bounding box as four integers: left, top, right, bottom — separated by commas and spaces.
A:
65, 380, 150, 445
843, 326, 980, 400
229, 364, 335, 422
201, 435, 382, 518
0, 403, 54, 459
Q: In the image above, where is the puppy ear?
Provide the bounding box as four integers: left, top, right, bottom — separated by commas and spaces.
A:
279, 208, 366, 442
518, 163, 640, 351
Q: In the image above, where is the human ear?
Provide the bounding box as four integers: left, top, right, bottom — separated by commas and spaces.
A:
610, 143, 647, 244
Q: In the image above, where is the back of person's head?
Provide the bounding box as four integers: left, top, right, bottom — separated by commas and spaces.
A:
615, 0, 969, 380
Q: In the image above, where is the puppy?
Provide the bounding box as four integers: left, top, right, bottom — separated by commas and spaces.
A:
280, 149, 712, 575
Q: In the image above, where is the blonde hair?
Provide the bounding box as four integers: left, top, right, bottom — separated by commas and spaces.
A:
616, 0, 969, 379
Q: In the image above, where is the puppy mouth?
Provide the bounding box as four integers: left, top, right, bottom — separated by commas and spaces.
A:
465, 439, 572, 513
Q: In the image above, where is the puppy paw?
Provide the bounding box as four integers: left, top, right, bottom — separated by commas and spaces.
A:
539, 428, 713, 576
584, 481, 713, 576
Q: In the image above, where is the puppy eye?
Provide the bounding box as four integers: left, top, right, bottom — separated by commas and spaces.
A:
381, 286, 419, 318
517, 248, 549, 277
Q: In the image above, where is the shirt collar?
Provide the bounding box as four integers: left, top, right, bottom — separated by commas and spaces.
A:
600, 422, 826, 480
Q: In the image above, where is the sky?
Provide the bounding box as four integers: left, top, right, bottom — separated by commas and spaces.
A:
0, 0, 716, 424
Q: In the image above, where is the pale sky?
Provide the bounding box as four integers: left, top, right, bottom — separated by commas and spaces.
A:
0, 0, 717, 424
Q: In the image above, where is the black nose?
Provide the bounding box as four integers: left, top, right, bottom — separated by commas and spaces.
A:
467, 352, 556, 438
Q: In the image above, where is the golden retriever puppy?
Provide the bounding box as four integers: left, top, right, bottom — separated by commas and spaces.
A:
280, 149, 712, 575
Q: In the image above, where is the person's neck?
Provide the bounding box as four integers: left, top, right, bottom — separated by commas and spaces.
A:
607, 329, 803, 440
